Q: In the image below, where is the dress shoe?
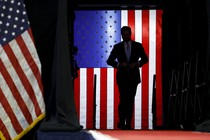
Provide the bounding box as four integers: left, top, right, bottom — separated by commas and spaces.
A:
125, 125, 133, 130
117, 122, 126, 130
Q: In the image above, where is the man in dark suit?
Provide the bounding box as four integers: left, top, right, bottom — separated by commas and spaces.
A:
106, 26, 148, 130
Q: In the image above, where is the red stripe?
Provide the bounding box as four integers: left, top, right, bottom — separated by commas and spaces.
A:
28, 28, 35, 43
0, 58, 33, 124
156, 10, 163, 126
100, 68, 107, 129
128, 10, 135, 40
0, 117, 11, 140
74, 70, 80, 119
128, 10, 136, 128
114, 68, 119, 129
0, 88, 23, 134
141, 10, 149, 129
16, 35, 43, 116
86, 69, 94, 129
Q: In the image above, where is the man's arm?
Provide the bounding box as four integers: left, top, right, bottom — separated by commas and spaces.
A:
106, 45, 118, 68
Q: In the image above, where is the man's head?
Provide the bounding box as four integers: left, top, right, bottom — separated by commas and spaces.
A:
121, 26, 132, 42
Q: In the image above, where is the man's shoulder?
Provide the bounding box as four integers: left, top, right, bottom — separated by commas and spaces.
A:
132, 41, 143, 49
115, 42, 123, 46
132, 41, 142, 45
114, 42, 124, 48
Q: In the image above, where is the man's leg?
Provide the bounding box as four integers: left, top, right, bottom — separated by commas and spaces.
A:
125, 84, 138, 129
118, 84, 128, 129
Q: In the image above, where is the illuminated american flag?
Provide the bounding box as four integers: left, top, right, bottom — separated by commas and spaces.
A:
0, 0, 45, 139
74, 9, 163, 129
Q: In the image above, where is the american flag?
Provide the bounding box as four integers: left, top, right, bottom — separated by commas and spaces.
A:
74, 9, 163, 130
0, 0, 45, 139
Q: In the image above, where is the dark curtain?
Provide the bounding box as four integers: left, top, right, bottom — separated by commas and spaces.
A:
24, 0, 57, 108
195, 0, 210, 132
24, 0, 81, 132
162, 0, 209, 130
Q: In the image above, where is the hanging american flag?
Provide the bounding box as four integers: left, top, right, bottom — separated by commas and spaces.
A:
0, 0, 45, 139
74, 9, 162, 130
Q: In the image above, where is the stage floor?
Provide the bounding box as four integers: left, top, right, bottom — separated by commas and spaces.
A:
90, 130, 210, 140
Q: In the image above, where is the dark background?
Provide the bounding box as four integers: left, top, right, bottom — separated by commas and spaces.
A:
22, 0, 210, 139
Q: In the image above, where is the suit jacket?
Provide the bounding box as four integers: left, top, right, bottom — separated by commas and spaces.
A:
107, 40, 148, 85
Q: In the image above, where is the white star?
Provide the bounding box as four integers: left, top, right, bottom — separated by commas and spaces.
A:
13, 24, 17, 28
9, 7, 13, 12
1, 13, 4, 17
4, 30, 8, 34
15, 17, 18, 21
7, 15, 11, 19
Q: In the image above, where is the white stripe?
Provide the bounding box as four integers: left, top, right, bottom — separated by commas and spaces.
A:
135, 10, 143, 43
94, 68, 101, 129
0, 44, 3, 55
135, 10, 143, 129
148, 10, 157, 129
107, 68, 114, 129
0, 73, 28, 130
22, 31, 45, 113
121, 10, 128, 31
0, 103, 17, 139
79, 68, 87, 128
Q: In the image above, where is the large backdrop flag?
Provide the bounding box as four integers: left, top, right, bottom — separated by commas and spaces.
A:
74, 10, 163, 129
0, 0, 45, 140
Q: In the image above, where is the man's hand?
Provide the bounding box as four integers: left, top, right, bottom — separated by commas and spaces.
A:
119, 62, 128, 67
119, 62, 139, 69
128, 62, 138, 69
